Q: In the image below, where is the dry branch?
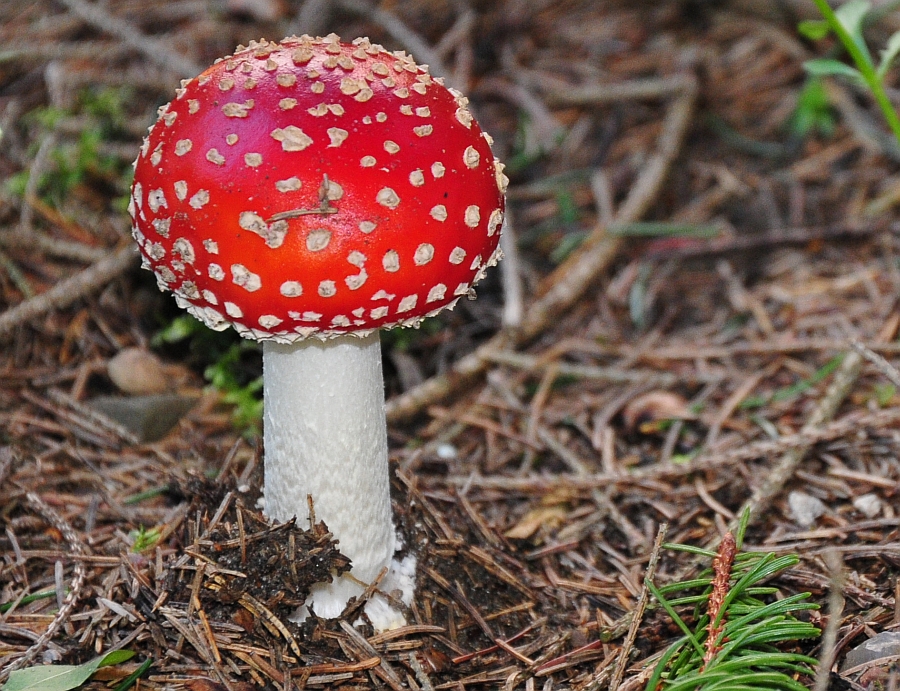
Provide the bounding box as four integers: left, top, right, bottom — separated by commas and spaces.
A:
544, 74, 695, 107
386, 74, 699, 422
0, 244, 136, 341
57, 0, 201, 76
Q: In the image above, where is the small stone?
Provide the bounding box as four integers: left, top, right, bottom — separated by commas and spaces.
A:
89, 394, 199, 443
436, 443, 457, 459
853, 493, 882, 518
107, 348, 169, 395
788, 490, 827, 527
843, 631, 900, 671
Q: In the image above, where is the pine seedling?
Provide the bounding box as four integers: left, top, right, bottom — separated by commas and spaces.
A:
801, 0, 900, 146
645, 513, 820, 690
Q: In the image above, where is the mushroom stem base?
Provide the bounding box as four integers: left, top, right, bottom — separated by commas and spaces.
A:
262, 332, 395, 593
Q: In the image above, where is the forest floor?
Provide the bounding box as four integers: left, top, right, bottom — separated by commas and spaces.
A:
3, 0, 900, 689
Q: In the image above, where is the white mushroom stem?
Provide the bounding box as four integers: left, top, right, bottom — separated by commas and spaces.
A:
262, 331, 402, 623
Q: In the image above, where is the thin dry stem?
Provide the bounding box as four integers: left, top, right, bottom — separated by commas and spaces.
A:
813, 549, 845, 691
0, 491, 86, 681
608, 523, 668, 691
850, 338, 900, 389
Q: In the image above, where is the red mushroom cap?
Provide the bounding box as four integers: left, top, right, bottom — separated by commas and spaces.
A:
130, 34, 506, 342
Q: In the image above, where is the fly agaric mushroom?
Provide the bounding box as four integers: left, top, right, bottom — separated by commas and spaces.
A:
130, 35, 505, 630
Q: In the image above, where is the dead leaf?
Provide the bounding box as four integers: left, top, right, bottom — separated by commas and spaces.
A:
622, 390, 696, 433
505, 505, 568, 539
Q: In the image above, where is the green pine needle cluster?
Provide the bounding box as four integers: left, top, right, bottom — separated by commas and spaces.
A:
646, 516, 820, 691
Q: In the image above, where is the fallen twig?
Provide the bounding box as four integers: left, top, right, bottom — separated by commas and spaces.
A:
0, 230, 108, 263
849, 338, 900, 388
500, 211, 524, 328
481, 76, 565, 150
386, 73, 699, 422
20, 134, 56, 233
57, 0, 201, 76
289, 0, 333, 36
644, 222, 880, 260
543, 74, 695, 107
0, 244, 136, 341
482, 348, 724, 385
525, 75, 698, 340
